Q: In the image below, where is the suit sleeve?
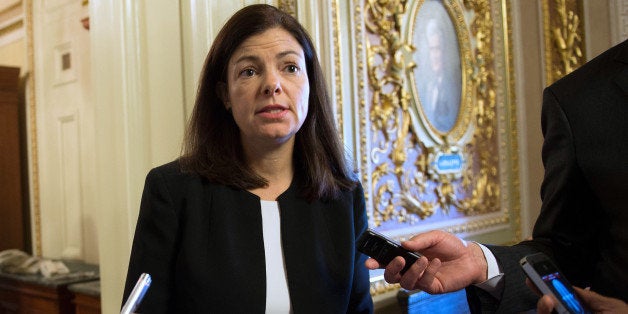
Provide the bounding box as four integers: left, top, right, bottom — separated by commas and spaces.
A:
530, 85, 601, 288
348, 182, 375, 313
122, 168, 180, 313
466, 87, 583, 313
465, 244, 539, 313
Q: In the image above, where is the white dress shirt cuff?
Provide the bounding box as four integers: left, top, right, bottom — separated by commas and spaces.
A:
472, 242, 504, 300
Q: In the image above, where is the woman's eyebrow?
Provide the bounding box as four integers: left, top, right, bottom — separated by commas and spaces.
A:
234, 50, 303, 65
233, 54, 260, 65
276, 50, 303, 60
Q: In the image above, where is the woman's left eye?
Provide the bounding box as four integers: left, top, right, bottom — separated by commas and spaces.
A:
285, 65, 299, 73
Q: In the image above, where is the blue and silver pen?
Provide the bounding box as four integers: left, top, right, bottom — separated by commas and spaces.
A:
121, 273, 152, 314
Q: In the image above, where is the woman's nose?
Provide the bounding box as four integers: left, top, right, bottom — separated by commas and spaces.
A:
263, 73, 282, 95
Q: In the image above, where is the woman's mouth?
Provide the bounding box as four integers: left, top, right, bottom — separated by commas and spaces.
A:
257, 105, 289, 118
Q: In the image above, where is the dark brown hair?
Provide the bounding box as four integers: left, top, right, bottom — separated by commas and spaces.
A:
181, 4, 356, 201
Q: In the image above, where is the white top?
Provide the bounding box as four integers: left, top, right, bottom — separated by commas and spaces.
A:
260, 200, 292, 313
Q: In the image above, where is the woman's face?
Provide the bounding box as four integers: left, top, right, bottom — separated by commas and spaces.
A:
221, 27, 310, 147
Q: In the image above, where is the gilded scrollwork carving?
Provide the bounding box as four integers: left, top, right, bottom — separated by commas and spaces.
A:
365, 0, 423, 224
454, 0, 500, 214
542, 0, 585, 84
364, 0, 501, 227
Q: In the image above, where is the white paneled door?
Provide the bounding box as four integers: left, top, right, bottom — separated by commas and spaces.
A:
33, 0, 97, 262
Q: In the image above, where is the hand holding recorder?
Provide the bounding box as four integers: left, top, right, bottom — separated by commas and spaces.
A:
357, 229, 421, 274
362, 229, 488, 294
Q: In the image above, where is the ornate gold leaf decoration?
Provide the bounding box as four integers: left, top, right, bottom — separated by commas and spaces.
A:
363, 0, 501, 227
454, 0, 500, 213
542, 0, 585, 85
332, 0, 344, 140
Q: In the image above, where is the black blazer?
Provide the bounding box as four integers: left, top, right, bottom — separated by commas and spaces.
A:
467, 39, 628, 313
122, 161, 373, 313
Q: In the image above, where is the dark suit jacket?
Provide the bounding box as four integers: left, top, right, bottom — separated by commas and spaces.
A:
122, 161, 373, 313
467, 39, 628, 313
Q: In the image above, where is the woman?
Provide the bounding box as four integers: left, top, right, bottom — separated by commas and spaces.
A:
122, 4, 373, 313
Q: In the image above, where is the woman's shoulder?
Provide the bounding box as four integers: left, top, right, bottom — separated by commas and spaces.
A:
145, 159, 205, 189
331, 179, 365, 204
148, 159, 187, 178
146, 159, 244, 197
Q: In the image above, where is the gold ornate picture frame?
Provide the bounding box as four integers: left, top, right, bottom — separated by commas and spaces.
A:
338, 0, 520, 291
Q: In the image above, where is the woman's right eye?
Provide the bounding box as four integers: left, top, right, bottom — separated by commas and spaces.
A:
240, 68, 256, 77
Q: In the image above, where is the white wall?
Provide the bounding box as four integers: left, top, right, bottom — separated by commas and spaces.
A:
90, 0, 185, 311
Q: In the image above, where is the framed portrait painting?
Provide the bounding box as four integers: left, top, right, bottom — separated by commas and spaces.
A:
412, 1, 462, 134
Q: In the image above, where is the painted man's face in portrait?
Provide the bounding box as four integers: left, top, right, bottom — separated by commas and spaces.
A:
428, 31, 443, 76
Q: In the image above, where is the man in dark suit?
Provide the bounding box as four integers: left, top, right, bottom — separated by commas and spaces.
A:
366, 39, 628, 313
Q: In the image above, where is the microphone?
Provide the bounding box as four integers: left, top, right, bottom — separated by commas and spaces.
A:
121, 273, 152, 314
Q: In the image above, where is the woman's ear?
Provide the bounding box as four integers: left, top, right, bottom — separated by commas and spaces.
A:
216, 82, 230, 110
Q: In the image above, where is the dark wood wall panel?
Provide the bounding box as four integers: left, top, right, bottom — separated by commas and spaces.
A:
0, 66, 27, 252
